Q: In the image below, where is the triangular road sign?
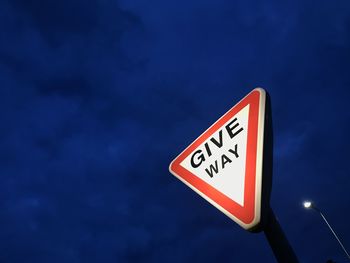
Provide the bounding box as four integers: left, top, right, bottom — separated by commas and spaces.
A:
169, 88, 272, 231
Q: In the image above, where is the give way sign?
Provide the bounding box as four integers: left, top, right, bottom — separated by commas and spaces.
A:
169, 88, 272, 231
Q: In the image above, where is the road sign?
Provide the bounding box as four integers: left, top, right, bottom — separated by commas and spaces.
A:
169, 88, 272, 231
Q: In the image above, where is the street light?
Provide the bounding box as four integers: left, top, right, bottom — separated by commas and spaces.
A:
303, 200, 350, 260
303, 201, 312, 209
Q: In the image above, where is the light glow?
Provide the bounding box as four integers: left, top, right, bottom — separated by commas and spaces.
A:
303, 201, 312, 209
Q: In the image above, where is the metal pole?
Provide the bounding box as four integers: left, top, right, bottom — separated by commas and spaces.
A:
313, 207, 350, 260
263, 208, 299, 263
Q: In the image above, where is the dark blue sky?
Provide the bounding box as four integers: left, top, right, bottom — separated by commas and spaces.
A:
1, 0, 350, 262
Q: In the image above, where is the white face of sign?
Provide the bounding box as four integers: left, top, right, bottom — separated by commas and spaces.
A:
180, 105, 249, 206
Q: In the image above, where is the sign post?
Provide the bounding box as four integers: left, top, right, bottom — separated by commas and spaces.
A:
264, 208, 299, 262
169, 88, 299, 262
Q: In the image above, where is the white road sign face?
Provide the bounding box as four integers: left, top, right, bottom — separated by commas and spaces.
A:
169, 88, 267, 230
180, 105, 249, 206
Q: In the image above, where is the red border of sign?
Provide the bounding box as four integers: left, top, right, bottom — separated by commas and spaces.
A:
169, 90, 261, 225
